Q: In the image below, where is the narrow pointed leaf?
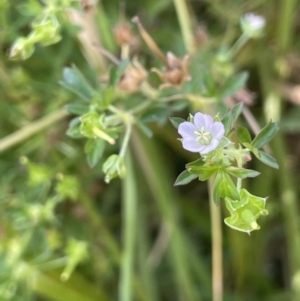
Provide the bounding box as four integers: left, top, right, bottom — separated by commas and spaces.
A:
255, 150, 279, 169
188, 165, 221, 181
237, 126, 252, 144
60, 65, 95, 102
219, 71, 249, 99
174, 170, 198, 186
169, 117, 186, 129
222, 102, 243, 135
226, 167, 260, 178
252, 121, 279, 149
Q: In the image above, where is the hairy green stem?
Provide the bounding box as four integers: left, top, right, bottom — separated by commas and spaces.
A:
228, 33, 249, 58
0, 108, 69, 153
209, 178, 223, 301
172, 0, 194, 53
119, 150, 137, 301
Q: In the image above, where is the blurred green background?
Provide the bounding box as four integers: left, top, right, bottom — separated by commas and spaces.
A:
1, 0, 300, 300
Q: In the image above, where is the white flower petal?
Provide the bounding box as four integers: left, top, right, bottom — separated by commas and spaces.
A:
211, 122, 225, 140
201, 138, 220, 154
178, 122, 197, 139
194, 113, 213, 131
182, 138, 205, 153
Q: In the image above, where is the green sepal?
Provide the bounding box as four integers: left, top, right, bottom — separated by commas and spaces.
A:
212, 170, 240, 205
169, 117, 186, 129
222, 102, 243, 135
224, 189, 268, 233
251, 121, 279, 149
60, 65, 96, 102
254, 150, 279, 169
219, 71, 248, 99
225, 166, 260, 179
237, 126, 252, 144
174, 170, 198, 186
85, 138, 105, 168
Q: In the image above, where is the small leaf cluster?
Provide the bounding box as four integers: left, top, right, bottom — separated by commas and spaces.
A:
173, 102, 279, 233
9, 0, 80, 60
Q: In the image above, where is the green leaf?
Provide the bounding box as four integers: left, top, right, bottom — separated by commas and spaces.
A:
224, 189, 268, 233
254, 150, 279, 169
174, 170, 198, 186
56, 176, 79, 201
188, 165, 221, 181
186, 158, 205, 169
219, 71, 249, 99
85, 139, 105, 168
60, 65, 96, 102
66, 117, 83, 139
109, 59, 129, 87
65, 103, 89, 115
237, 126, 252, 144
222, 102, 243, 135
136, 121, 153, 138
251, 121, 279, 149
169, 117, 186, 129
225, 167, 260, 179
141, 105, 169, 124
212, 170, 239, 205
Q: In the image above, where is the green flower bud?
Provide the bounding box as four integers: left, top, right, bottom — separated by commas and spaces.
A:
9, 37, 35, 60
102, 154, 126, 183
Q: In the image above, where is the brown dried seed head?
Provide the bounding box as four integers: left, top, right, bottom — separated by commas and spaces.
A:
113, 23, 133, 46
152, 52, 191, 89
118, 57, 148, 93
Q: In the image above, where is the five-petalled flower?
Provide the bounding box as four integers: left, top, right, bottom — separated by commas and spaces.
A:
178, 112, 225, 154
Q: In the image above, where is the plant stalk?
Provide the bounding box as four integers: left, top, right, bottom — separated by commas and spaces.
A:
0, 109, 69, 153
172, 0, 194, 53
119, 150, 137, 301
209, 178, 223, 301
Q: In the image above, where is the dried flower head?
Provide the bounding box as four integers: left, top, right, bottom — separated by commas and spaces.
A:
113, 23, 133, 46
178, 112, 225, 154
118, 57, 148, 93
152, 52, 191, 89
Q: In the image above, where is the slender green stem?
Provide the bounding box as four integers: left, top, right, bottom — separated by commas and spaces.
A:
172, 0, 194, 53
119, 124, 132, 158
0, 108, 69, 153
209, 178, 223, 301
277, 0, 298, 53
119, 150, 137, 301
228, 33, 249, 58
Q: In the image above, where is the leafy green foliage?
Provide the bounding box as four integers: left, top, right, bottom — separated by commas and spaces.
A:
222, 102, 243, 135
224, 189, 268, 233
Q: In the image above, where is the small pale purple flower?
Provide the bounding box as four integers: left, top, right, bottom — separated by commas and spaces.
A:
244, 13, 265, 30
178, 112, 225, 154
241, 13, 265, 38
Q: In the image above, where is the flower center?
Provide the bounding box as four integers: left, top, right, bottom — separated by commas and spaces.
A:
194, 127, 212, 145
